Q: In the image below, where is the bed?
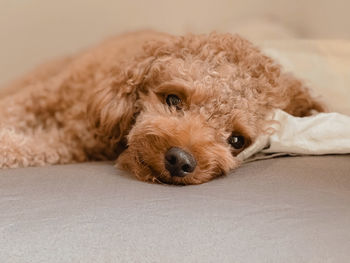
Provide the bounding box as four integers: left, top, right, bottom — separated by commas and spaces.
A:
1, 156, 349, 262
1, 37, 350, 262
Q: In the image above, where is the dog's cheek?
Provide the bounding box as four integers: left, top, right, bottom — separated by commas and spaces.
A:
116, 141, 165, 183
116, 149, 136, 174
193, 142, 238, 173
116, 149, 151, 182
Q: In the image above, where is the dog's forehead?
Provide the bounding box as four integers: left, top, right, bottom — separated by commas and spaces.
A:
190, 74, 254, 112
150, 57, 250, 97
148, 51, 246, 83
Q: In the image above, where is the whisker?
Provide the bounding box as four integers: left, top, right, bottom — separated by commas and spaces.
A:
206, 112, 216, 121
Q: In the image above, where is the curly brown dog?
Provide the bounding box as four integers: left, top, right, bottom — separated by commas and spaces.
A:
0, 31, 324, 184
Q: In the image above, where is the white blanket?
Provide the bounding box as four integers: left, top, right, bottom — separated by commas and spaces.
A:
238, 110, 350, 162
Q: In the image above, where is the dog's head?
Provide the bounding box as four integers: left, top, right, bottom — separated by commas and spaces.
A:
88, 33, 282, 184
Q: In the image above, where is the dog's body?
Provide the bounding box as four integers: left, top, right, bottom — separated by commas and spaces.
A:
0, 31, 324, 184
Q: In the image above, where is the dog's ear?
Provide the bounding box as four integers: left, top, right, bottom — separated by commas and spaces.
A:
87, 56, 154, 144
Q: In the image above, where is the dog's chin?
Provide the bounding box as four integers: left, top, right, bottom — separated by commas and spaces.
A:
145, 169, 221, 185
135, 159, 208, 185
156, 174, 220, 185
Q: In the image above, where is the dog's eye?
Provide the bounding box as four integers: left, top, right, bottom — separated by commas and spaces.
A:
166, 94, 181, 109
227, 133, 245, 150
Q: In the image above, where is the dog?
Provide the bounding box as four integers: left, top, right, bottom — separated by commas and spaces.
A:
0, 31, 324, 184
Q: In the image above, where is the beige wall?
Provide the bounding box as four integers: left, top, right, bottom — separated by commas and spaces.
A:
1, 0, 350, 86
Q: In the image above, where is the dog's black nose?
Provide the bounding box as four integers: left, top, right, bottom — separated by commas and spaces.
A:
164, 147, 197, 177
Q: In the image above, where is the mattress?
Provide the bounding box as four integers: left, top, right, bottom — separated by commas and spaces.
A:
1, 155, 349, 262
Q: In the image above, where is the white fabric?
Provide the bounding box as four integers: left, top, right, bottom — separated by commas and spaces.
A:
259, 40, 350, 116
238, 110, 350, 161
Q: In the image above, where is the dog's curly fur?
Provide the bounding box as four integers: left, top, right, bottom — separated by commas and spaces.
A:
0, 31, 324, 184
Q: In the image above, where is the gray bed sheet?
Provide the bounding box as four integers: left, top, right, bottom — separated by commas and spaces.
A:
0, 155, 350, 263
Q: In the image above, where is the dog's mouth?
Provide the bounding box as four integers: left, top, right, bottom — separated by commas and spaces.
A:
118, 138, 234, 185
135, 152, 225, 185
136, 153, 183, 185
136, 153, 169, 184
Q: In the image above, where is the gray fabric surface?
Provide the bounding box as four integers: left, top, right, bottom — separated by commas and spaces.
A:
0, 155, 350, 263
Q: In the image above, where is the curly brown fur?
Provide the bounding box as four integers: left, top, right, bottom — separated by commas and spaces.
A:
0, 31, 325, 184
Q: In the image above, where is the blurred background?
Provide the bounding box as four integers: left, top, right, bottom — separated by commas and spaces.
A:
1, 0, 350, 113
